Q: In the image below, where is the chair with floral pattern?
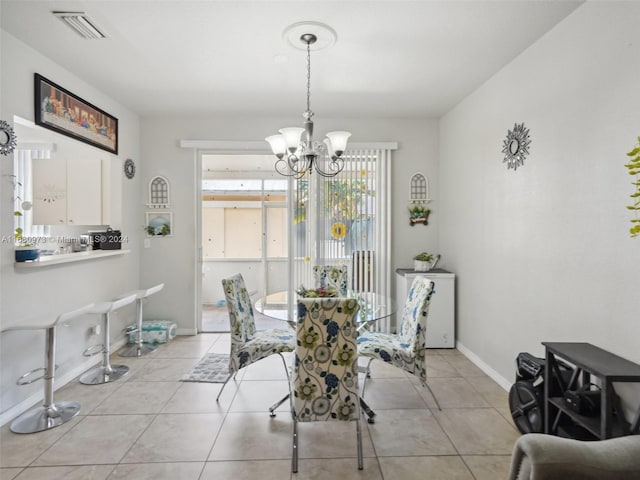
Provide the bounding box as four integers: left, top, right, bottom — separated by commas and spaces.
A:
217, 273, 295, 402
312, 265, 349, 296
291, 297, 363, 473
357, 276, 441, 410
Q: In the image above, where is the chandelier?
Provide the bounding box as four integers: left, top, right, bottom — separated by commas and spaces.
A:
265, 23, 351, 178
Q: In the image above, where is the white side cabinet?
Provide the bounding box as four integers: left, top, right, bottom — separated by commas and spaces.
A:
32, 158, 102, 225
396, 268, 455, 348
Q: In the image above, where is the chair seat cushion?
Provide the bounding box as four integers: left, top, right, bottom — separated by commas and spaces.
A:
357, 332, 411, 361
236, 328, 295, 369
357, 331, 424, 381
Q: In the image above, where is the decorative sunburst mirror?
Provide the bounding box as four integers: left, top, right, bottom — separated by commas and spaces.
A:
502, 123, 531, 170
0, 120, 17, 156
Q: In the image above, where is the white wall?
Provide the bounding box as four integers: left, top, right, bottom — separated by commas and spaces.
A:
0, 31, 142, 421
439, 1, 640, 410
140, 116, 440, 333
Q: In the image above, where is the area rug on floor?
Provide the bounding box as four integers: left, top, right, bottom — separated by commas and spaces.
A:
180, 353, 230, 383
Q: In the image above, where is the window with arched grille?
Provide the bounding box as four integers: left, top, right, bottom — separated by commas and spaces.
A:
410, 173, 428, 203
147, 175, 170, 208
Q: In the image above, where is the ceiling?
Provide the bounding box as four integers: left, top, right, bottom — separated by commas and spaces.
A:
1, 1, 582, 119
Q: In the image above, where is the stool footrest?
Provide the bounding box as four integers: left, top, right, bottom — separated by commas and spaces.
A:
83, 344, 104, 357
16, 367, 46, 386
16, 364, 59, 386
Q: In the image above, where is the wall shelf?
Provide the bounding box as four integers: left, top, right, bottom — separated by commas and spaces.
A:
14, 249, 130, 269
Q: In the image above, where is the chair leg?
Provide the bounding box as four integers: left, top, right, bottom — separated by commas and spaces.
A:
360, 358, 374, 397
269, 393, 290, 417
291, 417, 299, 473
424, 380, 442, 411
278, 352, 291, 384
269, 352, 292, 417
215, 373, 233, 402
356, 418, 364, 470
359, 397, 376, 424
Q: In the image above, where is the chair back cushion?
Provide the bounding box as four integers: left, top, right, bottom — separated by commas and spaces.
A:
221, 273, 257, 343
293, 298, 360, 422
312, 265, 349, 296
398, 277, 435, 354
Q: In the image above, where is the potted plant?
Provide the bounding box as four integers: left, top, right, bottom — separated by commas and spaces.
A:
413, 252, 434, 272
14, 210, 39, 262
408, 204, 431, 226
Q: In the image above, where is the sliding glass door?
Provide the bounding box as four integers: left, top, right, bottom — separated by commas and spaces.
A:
198, 147, 393, 332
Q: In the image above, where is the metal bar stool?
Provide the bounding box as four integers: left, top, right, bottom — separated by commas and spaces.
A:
1, 303, 95, 433
118, 283, 164, 357
79, 294, 137, 385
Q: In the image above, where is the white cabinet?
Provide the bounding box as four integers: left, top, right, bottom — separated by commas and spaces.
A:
32, 158, 102, 225
396, 268, 455, 348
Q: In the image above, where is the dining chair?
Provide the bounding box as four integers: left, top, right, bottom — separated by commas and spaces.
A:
217, 273, 295, 402
291, 297, 363, 473
357, 276, 441, 410
312, 265, 349, 295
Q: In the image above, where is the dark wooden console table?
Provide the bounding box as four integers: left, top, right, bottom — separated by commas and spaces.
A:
543, 342, 640, 439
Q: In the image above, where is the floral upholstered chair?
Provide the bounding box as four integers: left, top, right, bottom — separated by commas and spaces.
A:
312, 265, 349, 296
291, 298, 363, 473
217, 273, 295, 402
357, 276, 441, 409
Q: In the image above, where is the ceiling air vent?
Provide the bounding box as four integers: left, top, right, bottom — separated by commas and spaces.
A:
52, 12, 106, 39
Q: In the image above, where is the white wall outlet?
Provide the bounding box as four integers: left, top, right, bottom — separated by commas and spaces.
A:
144, 238, 151, 248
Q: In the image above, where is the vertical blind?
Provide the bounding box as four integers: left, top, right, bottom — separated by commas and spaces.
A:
290, 147, 392, 329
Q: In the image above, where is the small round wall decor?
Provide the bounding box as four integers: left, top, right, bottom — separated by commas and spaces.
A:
124, 158, 136, 179
502, 123, 531, 170
0, 120, 18, 156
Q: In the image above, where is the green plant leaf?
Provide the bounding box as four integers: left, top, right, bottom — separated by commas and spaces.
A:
628, 147, 640, 156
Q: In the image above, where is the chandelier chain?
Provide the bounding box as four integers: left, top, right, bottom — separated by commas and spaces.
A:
306, 41, 311, 114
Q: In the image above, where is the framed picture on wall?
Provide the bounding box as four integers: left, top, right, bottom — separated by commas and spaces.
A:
34, 73, 118, 154
145, 212, 172, 237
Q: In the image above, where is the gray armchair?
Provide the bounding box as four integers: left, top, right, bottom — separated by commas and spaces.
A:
508, 433, 640, 480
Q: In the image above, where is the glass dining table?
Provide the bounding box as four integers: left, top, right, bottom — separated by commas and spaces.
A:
254, 290, 396, 423
255, 290, 396, 331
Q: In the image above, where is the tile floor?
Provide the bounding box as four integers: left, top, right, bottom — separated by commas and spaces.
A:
0, 334, 521, 480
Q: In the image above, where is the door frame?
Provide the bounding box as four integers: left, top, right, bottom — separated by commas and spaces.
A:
181, 140, 394, 334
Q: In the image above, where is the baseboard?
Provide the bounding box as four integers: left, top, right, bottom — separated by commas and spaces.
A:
0, 337, 127, 428
455, 340, 512, 391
